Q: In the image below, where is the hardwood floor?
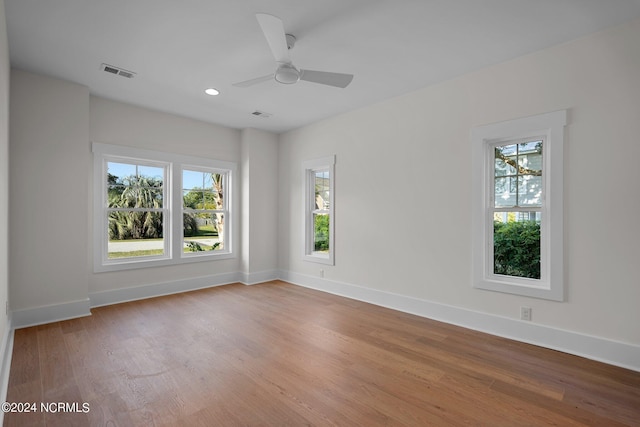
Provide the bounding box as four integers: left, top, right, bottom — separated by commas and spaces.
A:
4, 280, 640, 426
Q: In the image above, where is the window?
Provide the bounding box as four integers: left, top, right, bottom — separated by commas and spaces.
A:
182, 168, 228, 255
106, 160, 168, 260
93, 143, 236, 272
471, 111, 566, 301
304, 156, 335, 265
492, 139, 543, 279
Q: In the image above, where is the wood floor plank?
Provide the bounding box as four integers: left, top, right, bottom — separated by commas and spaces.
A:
5, 280, 640, 426
7, 328, 40, 388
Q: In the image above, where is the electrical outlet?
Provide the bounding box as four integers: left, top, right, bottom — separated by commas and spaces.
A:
520, 306, 532, 321
319, 269, 324, 278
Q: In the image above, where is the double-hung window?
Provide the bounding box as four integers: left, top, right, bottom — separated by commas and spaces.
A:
303, 156, 335, 265
471, 111, 566, 301
182, 168, 228, 255
93, 143, 236, 272
492, 138, 543, 279
106, 160, 169, 260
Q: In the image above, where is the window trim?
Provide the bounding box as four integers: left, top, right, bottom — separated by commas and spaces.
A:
92, 143, 236, 272
303, 155, 335, 265
471, 111, 566, 301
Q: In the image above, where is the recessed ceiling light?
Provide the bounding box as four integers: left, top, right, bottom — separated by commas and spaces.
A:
205, 88, 219, 96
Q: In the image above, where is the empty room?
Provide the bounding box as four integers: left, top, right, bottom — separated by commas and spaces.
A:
0, 0, 639, 425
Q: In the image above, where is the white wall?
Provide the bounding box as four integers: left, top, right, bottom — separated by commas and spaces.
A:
0, 0, 9, 325
279, 18, 640, 350
240, 128, 279, 284
0, 0, 12, 401
9, 70, 90, 317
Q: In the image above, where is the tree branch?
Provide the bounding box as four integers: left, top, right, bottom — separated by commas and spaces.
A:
495, 151, 541, 176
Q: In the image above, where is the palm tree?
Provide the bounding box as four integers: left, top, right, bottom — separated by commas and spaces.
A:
211, 173, 225, 249
108, 175, 163, 240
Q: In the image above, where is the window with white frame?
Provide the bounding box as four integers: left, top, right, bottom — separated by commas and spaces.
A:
106, 160, 169, 260
182, 168, 228, 255
93, 143, 235, 272
471, 110, 566, 301
303, 156, 335, 265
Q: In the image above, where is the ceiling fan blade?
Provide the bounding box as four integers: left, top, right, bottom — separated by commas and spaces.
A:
299, 70, 354, 88
232, 74, 273, 88
256, 13, 291, 64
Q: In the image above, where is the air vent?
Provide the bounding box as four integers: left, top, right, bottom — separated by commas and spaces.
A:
100, 63, 136, 79
251, 110, 272, 118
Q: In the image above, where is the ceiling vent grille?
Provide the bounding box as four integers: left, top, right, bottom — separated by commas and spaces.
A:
101, 63, 136, 78
251, 110, 272, 118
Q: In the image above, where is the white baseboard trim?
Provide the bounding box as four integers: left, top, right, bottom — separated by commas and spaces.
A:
280, 270, 640, 372
0, 315, 14, 427
8, 271, 639, 372
12, 271, 248, 330
90, 271, 242, 308
12, 299, 92, 329
240, 269, 280, 285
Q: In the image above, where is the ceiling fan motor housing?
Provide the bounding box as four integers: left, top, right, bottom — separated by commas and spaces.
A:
275, 63, 300, 84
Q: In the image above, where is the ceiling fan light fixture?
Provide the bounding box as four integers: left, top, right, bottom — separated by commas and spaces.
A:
232, 14, 354, 89
204, 88, 220, 96
275, 64, 300, 84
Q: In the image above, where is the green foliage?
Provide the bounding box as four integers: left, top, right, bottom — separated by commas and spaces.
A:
183, 189, 218, 210
186, 241, 204, 252
314, 215, 330, 252
182, 185, 222, 238
108, 211, 163, 240
108, 249, 163, 259
183, 214, 199, 237
108, 175, 165, 240
184, 241, 220, 252
196, 224, 218, 236
109, 175, 211, 240
493, 220, 540, 279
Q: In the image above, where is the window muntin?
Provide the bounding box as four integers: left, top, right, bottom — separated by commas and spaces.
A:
93, 143, 236, 272
182, 168, 228, 255
304, 156, 335, 265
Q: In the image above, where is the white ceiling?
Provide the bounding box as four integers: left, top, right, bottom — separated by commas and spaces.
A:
6, 0, 640, 133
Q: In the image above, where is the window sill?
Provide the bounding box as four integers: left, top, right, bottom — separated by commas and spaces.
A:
95, 251, 235, 273
474, 277, 563, 301
303, 253, 334, 266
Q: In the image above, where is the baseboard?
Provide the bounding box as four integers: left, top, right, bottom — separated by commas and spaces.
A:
240, 269, 280, 285
8, 271, 639, 372
0, 314, 14, 427
10, 269, 266, 329
90, 271, 242, 308
279, 270, 640, 372
12, 299, 91, 329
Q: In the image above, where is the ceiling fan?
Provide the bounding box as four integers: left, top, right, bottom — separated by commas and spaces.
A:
233, 13, 354, 89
